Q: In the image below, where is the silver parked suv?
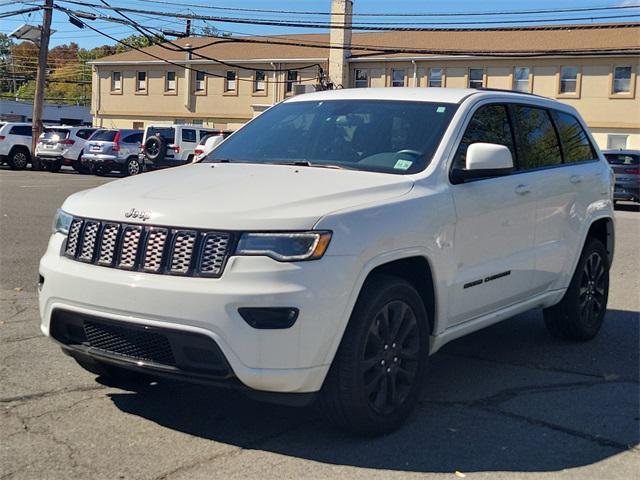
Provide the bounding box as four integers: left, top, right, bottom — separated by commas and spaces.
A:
36, 126, 97, 173
81, 129, 143, 176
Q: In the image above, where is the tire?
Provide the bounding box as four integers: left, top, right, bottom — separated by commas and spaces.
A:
144, 136, 166, 162
49, 160, 62, 173
125, 157, 141, 176
319, 274, 429, 435
543, 238, 609, 341
8, 148, 30, 170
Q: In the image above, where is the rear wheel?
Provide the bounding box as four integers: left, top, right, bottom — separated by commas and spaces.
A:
125, 157, 141, 176
48, 160, 62, 173
320, 274, 429, 435
543, 238, 609, 341
8, 148, 29, 170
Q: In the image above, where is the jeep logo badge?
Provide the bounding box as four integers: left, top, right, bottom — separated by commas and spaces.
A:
124, 208, 151, 222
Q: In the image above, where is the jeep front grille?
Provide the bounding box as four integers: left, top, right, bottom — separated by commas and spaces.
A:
64, 217, 233, 277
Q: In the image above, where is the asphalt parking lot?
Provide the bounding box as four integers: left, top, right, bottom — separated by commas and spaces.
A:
1, 168, 638, 480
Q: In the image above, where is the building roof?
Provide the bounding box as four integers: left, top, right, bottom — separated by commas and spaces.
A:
92, 23, 640, 65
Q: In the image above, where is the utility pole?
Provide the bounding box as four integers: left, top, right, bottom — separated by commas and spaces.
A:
31, 0, 53, 170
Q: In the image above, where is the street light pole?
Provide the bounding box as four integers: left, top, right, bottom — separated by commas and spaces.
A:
31, 0, 54, 170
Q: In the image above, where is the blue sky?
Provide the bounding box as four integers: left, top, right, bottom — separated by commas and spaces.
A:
1, 0, 637, 49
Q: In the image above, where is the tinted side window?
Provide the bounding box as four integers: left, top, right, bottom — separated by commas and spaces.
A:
123, 132, 143, 144
552, 111, 595, 163
453, 104, 515, 170
76, 129, 95, 139
10, 125, 32, 136
513, 106, 562, 170
182, 129, 197, 142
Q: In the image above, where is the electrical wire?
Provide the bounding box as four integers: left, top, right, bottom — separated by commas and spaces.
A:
54, 0, 640, 30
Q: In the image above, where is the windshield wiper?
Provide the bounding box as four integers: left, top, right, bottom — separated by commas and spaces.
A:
273, 160, 353, 170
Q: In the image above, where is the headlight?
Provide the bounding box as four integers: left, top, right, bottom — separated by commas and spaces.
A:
52, 209, 73, 235
235, 231, 332, 261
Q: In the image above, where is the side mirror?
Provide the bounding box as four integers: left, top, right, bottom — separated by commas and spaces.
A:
452, 142, 514, 183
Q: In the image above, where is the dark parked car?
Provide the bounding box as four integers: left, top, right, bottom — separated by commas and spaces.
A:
604, 150, 640, 204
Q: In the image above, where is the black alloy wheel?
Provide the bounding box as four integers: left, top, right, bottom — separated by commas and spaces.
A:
544, 238, 609, 341
320, 274, 429, 435
362, 300, 420, 415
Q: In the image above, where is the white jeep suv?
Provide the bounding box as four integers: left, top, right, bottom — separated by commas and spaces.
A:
39, 88, 615, 434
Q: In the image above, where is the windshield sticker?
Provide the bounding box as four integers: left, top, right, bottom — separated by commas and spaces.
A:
394, 159, 413, 170
436, 106, 446, 113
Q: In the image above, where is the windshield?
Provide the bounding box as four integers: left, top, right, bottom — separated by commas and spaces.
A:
41, 128, 70, 140
90, 130, 118, 142
147, 127, 175, 143
204, 100, 458, 174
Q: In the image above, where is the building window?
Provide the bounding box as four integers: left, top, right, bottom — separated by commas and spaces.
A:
195, 71, 206, 92
559, 66, 578, 94
111, 71, 122, 91
513, 67, 530, 92
286, 70, 299, 93
136, 71, 147, 92
132, 121, 144, 130
612, 66, 632, 94
468, 68, 484, 89
607, 134, 629, 150
354, 69, 368, 88
391, 69, 405, 87
166, 71, 176, 92
428, 68, 442, 87
254, 70, 266, 92
225, 71, 236, 92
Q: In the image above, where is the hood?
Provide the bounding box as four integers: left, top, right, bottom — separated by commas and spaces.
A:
62, 163, 414, 230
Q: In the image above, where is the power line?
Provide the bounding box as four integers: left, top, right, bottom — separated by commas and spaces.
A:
54, 0, 640, 30
57, 7, 324, 85
114, 0, 640, 18
0, 5, 42, 18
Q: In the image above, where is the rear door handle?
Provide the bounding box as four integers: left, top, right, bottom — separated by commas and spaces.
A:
570, 175, 583, 184
515, 184, 531, 195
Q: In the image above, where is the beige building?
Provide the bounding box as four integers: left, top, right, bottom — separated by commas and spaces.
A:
91, 21, 640, 150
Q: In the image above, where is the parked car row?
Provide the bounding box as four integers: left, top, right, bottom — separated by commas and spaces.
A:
0, 121, 235, 176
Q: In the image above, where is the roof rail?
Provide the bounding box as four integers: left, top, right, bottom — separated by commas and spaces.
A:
473, 87, 544, 98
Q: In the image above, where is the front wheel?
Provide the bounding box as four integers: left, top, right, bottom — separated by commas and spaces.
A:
543, 238, 609, 341
320, 274, 429, 435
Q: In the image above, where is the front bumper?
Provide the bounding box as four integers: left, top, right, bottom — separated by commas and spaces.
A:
39, 233, 358, 394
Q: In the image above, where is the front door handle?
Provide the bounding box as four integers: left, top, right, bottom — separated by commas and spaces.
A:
515, 184, 531, 195
570, 175, 583, 184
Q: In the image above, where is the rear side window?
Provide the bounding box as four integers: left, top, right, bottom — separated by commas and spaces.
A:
10, 125, 32, 136
122, 132, 143, 144
551, 111, 595, 163
76, 129, 95, 140
91, 130, 118, 141
41, 128, 70, 139
513, 105, 562, 170
182, 129, 197, 142
199, 130, 215, 140
147, 127, 175, 143
453, 104, 515, 171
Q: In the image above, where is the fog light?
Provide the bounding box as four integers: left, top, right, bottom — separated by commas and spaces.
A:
238, 307, 299, 329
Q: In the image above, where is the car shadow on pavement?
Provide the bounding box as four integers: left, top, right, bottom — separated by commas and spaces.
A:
105, 308, 639, 474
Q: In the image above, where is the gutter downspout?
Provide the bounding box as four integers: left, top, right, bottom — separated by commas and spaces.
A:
270, 62, 277, 105
412, 60, 417, 87
185, 44, 192, 111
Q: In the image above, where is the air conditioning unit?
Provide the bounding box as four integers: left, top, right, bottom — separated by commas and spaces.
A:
292, 84, 317, 95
